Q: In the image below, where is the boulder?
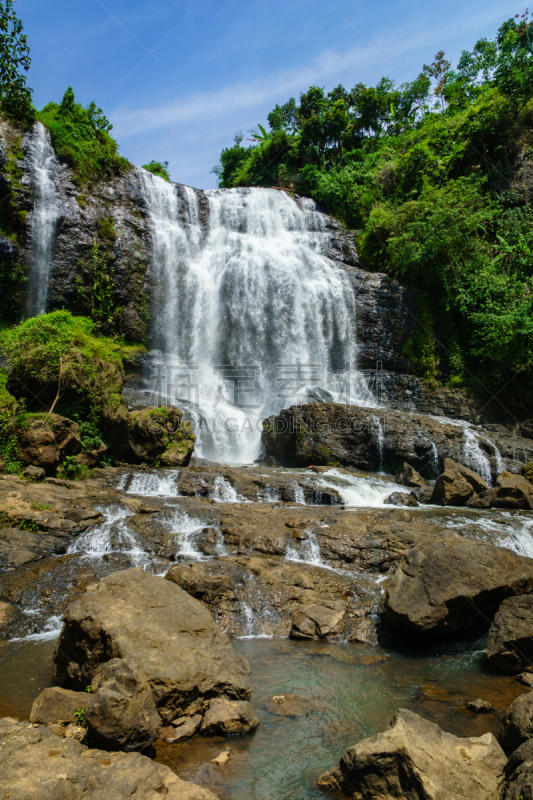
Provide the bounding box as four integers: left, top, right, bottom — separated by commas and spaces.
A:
85, 658, 161, 752
486, 595, 533, 674
30, 686, 89, 726
500, 691, 533, 752
317, 708, 505, 799
384, 491, 418, 507
395, 462, 426, 488
290, 602, 346, 639
104, 406, 195, 467
0, 717, 218, 799
493, 472, 533, 510
467, 698, 494, 713
431, 458, 487, 506
16, 414, 83, 475
498, 739, 533, 799
163, 714, 202, 743
54, 568, 252, 724
200, 698, 259, 736
380, 538, 533, 637
23, 464, 45, 481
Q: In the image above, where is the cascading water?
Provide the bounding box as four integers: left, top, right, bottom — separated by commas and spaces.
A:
26, 122, 61, 316
462, 427, 493, 485
139, 172, 374, 462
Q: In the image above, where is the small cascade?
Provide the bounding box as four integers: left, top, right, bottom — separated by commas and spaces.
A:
168, 508, 205, 560
482, 435, 506, 476
462, 427, 492, 485
429, 442, 440, 478
261, 485, 281, 502
117, 470, 180, 497
285, 528, 324, 567
68, 505, 147, 566
292, 484, 306, 505
210, 475, 239, 503
138, 176, 375, 463
316, 469, 405, 507
26, 122, 61, 316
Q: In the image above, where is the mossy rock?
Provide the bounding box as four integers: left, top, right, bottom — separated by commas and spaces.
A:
104, 406, 194, 466
523, 462, 533, 483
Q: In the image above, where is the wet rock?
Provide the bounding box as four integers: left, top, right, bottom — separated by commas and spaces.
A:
30, 686, 89, 725
261, 403, 533, 476
200, 698, 259, 736
395, 462, 426, 488
265, 694, 311, 717
500, 691, 533, 751
381, 538, 533, 637
486, 595, 533, 674
467, 698, 494, 713
85, 658, 161, 752
54, 568, 253, 724
167, 570, 237, 606
492, 472, 533, 510
384, 491, 419, 507
164, 714, 202, 742
0, 600, 14, 631
518, 673, 533, 688
0, 717, 218, 799
290, 601, 346, 639
430, 458, 487, 506
317, 708, 505, 799
24, 465, 45, 481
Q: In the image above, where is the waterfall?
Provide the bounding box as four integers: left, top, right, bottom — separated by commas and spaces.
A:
138, 171, 373, 463
462, 427, 492, 485
26, 122, 61, 316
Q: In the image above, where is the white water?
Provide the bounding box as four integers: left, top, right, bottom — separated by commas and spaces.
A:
167, 507, 205, 559
116, 470, 180, 497
26, 122, 61, 316
211, 475, 239, 503
139, 173, 374, 463
317, 469, 406, 507
285, 527, 324, 566
293, 484, 306, 504
462, 427, 492, 485
67, 505, 147, 566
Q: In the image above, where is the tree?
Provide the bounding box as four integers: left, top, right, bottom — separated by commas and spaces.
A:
0, 0, 33, 123
423, 51, 452, 108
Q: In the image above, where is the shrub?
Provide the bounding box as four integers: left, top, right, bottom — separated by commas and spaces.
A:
142, 160, 171, 182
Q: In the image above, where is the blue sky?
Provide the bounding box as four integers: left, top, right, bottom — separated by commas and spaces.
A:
19, 0, 521, 188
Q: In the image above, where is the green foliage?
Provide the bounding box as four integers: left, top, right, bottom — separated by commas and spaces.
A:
37, 87, 129, 187
91, 238, 114, 327
0, 311, 131, 424
214, 12, 533, 409
74, 707, 87, 728
0, 0, 34, 124
142, 160, 171, 182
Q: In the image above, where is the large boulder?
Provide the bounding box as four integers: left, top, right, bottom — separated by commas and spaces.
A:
104, 406, 195, 466
199, 698, 259, 736
486, 595, 533, 674
500, 691, 533, 752
395, 462, 426, 488
16, 414, 83, 475
497, 739, 533, 799
470, 472, 533, 510
380, 538, 533, 637
54, 568, 252, 724
430, 458, 488, 506
85, 658, 161, 752
0, 717, 218, 799
317, 708, 505, 799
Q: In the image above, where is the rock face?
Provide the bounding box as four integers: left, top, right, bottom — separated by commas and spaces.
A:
0, 717, 218, 799
54, 568, 253, 724
85, 658, 161, 752
380, 538, 533, 637
261, 404, 533, 477
486, 595, 533, 674
500, 691, 533, 752
395, 462, 426, 488
431, 458, 488, 506
317, 708, 505, 799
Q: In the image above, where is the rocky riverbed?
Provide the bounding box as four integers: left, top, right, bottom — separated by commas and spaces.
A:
1, 458, 533, 798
